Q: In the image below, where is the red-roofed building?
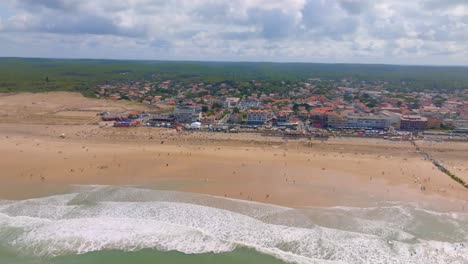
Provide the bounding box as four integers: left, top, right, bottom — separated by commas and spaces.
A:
309, 107, 334, 127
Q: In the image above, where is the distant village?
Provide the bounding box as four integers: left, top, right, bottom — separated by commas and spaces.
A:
95, 75, 468, 141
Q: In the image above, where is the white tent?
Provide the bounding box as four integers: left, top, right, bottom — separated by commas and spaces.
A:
189, 122, 202, 129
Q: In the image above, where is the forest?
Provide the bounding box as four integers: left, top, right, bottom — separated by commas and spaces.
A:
1, 57, 467, 97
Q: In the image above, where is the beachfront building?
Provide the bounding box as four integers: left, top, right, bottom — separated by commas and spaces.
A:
454, 119, 468, 129
381, 111, 402, 128
309, 107, 334, 127
327, 113, 348, 128
400, 115, 428, 131
346, 114, 391, 129
174, 106, 202, 123
327, 112, 391, 129
442, 119, 455, 128
247, 110, 272, 125
276, 111, 290, 124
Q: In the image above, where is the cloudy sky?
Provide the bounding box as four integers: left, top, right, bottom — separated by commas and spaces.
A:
0, 0, 468, 65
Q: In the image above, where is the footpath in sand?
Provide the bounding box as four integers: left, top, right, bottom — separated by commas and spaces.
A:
0, 92, 467, 211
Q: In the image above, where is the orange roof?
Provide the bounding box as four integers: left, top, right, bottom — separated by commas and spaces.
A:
312, 107, 334, 115
247, 109, 271, 113
273, 99, 291, 104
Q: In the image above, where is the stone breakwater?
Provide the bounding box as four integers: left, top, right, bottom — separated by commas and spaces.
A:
412, 140, 468, 189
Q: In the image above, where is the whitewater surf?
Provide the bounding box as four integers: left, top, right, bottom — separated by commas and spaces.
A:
0, 186, 467, 264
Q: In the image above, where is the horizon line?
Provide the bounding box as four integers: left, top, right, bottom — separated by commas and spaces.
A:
1, 56, 468, 68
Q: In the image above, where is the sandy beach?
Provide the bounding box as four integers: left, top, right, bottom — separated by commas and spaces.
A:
0, 92, 467, 211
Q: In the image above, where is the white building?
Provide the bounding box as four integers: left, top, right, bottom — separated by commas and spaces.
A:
224, 97, 240, 109
381, 111, 401, 128
346, 114, 391, 129
328, 112, 391, 129
247, 110, 272, 125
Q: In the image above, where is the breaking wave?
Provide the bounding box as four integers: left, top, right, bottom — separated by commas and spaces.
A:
0, 186, 467, 264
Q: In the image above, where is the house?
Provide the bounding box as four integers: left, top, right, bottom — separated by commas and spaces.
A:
166, 100, 176, 106
200, 115, 216, 124
247, 110, 272, 125
239, 99, 261, 110
224, 97, 241, 109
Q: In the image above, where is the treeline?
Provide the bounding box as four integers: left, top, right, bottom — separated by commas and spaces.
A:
1, 58, 467, 96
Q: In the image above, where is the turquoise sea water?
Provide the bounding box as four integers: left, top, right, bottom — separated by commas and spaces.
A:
0, 248, 285, 264
0, 186, 467, 264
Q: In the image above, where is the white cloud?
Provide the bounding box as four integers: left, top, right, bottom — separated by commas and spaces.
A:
0, 0, 467, 65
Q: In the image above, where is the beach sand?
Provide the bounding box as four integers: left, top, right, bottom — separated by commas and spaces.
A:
0, 92, 467, 211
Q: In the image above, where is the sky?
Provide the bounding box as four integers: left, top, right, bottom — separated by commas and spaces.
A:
0, 0, 468, 65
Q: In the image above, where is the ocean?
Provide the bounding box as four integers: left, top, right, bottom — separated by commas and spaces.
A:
0, 186, 467, 264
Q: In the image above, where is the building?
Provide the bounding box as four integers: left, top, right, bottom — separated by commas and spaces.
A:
276, 111, 290, 124
174, 106, 201, 123
200, 115, 216, 124
362, 90, 382, 98
426, 117, 442, 129
400, 115, 428, 131
346, 114, 391, 129
275, 111, 299, 127
442, 119, 454, 128
454, 119, 468, 129
239, 100, 261, 110
247, 110, 271, 125
327, 113, 391, 129
228, 113, 243, 124
309, 107, 333, 127
327, 113, 348, 128
224, 97, 241, 109
381, 111, 401, 128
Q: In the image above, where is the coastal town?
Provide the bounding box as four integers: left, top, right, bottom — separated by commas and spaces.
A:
3, 0, 468, 261
96, 76, 468, 141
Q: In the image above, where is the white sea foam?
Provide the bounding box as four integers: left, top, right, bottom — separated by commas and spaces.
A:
0, 187, 467, 264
